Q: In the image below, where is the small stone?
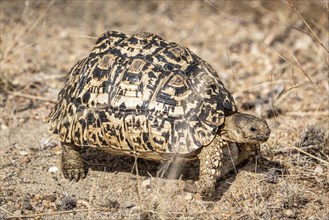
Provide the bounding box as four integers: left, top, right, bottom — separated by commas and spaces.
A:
43, 194, 57, 202
32, 194, 43, 204
285, 209, 295, 217
1, 125, 8, 130
22, 195, 33, 211
142, 179, 151, 188
184, 192, 193, 200
19, 151, 29, 156
13, 210, 22, 216
107, 199, 120, 209
314, 166, 323, 174
60, 194, 77, 210
116, 187, 123, 194
48, 166, 59, 173
60, 31, 68, 38
19, 157, 31, 164
40, 138, 58, 150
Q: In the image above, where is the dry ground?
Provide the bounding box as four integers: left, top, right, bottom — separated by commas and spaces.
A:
0, 1, 328, 219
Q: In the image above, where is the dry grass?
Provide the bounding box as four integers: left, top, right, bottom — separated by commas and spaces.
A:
1, 0, 328, 219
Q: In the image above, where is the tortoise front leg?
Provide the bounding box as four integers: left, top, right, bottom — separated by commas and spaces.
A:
197, 137, 226, 198
198, 139, 259, 198
61, 143, 86, 181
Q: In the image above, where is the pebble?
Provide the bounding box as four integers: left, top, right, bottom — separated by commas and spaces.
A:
22, 197, 33, 211
41, 138, 58, 149
314, 166, 323, 174
116, 187, 123, 194
1, 125, 8, 130
13, 210, 22, 216
43, 194, 57, 202
19, 151, 29, 156
48, 166, 59, 173
285, 209, 295, 218
142, 179, 151, 188
60, 31, 68, 38
19, 157, 31, 164
60, 194, 77, 210
184, 192, 193, 200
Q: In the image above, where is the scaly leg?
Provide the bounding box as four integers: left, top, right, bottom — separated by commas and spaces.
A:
61, 143, 86, 181
198, 140, 259, 198
197, 136, 225, 198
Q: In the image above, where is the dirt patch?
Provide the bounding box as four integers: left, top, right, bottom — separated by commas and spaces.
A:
1, 1, 328, 219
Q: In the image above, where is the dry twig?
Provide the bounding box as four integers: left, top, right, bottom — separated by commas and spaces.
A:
284, 0, 329, 54
289, 51, 316, 85
285, 111, 329, 116
292, 146, 329, 165
8, 91, 56, 103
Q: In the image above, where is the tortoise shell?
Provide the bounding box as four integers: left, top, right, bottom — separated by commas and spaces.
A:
46, 31, 237, 161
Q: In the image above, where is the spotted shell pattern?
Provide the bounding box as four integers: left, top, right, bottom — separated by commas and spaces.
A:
46, 31, 237, 161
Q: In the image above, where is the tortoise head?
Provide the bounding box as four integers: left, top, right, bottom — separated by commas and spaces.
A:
219, 112, 271, 144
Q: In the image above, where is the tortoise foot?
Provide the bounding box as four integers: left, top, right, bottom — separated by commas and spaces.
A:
61, 143, 87, 181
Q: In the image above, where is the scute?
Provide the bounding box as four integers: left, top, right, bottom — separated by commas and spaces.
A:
46, 31, 237, 160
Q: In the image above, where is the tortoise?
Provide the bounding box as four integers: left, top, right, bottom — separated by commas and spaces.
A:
46, 31, 271, 197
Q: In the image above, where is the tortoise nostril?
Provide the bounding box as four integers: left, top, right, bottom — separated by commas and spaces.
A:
250, 127, 257, 132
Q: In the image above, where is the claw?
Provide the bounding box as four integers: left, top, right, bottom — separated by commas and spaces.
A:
73, 171, 80, 182
63, 171, 69, 180
80, 170, 86, 179
62, 168, 86, 181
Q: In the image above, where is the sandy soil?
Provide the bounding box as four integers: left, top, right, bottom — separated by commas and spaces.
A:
1, 1, 328, 219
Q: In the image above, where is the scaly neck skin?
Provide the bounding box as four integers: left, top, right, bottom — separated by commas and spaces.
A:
218, 112, 271, 144
218, 113, 244, 143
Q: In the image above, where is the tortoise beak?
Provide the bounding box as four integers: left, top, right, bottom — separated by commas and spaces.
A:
254, 135, 269, 143
254, 128, 271, 143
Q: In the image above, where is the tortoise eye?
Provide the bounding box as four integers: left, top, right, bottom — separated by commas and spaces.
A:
250, 127, 257, 132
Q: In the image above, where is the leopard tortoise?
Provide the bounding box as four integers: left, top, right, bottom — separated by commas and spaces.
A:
46, 31, 271, 197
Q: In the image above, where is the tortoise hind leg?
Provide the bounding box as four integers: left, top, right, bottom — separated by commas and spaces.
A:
197, 137, 226, 198
61, 143, 86, 181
